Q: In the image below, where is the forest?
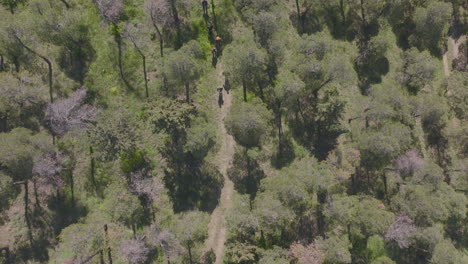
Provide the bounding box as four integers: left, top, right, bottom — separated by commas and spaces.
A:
0, 0, 467, 263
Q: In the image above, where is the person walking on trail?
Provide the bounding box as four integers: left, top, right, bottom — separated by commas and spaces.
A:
223, 72, 231, 94
217, 87, 224, 107
202, 0, 208, 16
215, 35, 222, 55
211, 47, 218, 67
207, 24, 214, 41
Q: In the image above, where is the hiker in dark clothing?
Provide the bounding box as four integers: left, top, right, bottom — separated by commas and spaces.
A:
215, 35, 222, 55
217, 87, 224, 107
223, 72, 231, 94
211, 47, 218, 67
202, 0, 208, 16
208, 24, 214, 41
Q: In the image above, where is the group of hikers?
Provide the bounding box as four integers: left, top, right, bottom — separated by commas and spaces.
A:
201, 1, 230, 108
202, 0, 223, 66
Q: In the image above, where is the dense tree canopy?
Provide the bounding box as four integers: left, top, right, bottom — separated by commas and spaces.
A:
0, 0, 466, 263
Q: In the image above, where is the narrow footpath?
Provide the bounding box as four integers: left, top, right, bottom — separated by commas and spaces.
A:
204, 61, 236, 264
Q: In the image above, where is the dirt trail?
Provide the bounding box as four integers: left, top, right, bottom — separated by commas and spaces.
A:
443, 35, 466, 77
204, 61, 236, 264
443, 50, 451, 77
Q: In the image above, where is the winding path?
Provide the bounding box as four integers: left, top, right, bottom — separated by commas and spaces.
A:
204, 62, 236, 263
443, 35, 466, 77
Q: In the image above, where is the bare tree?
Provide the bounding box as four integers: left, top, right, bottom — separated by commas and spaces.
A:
94, 0, 134, 90
123, 24, 149, 98
94, 0, 123, 24
288, 241, 325, 264
129, 170, 164, 201
145, 0, 173, 57
7, 26, 54, 103
148, 225, 183, 262
44, 88, 98, 136
394, 149, 425, 178
121, 236, 150, 264
385, 214, 417, 249
128, 169, 164, 221
32, 151, 65, 206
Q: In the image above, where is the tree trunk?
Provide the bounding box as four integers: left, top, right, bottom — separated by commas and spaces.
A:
14, 181, 34, 245
170, 0, 180, 29
276, 101, 283, 158
143, 56, 148, 98
114, 29, 133, 90
242, 79, 247, 102
382, 171, 388, 203
0, 112, 7, 132
295, 0, 302, 33
89, 146, 97, 193
45, 58, 53, 103
360, 0, 367, 26
32, 179, 40, 209
13, 34, 54, 102
340, 0, 346, 26
150, 19, 164, 57
131, 43, 149, 98
104, 224, 113, 264
257, 80, 264, 101
107, 248, 113, 264
187, 243, 193, 264
14, 60, 20, 72
69, 169, 75, 206
99, 250, 105, 264
185, 82, 190, 103
0, 55, 4, 71
210, 0, 218, 32
24, 181, 32, 244
169, 0, 181, 48
159, 37, 164, 57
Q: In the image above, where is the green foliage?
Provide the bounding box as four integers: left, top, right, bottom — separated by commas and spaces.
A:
392, 183, 467, 226
431, 240, 465, 264
0, 73, 47, 131
226, 99, 272, 148
0, 171, 15, 212
89, 108, 139, 162
0, 128, 35, 180
366, 235, 386, 261
171, 210, 210, 262
51, 221, 130, 263
325, 195, 394, 238
0, 1, 467, 263
410, 1, 452, 55
228, 147, 265, 200
317, 234, 352, 264
358, 122, 412, 170
102, 182, 144, 227
226, 193, 259, 242
224, 241, 258, 264
445, 71, 468, 120
184, 117, 216, 161
253, 192, 294, 245
223, 39, 268, 100
371, 256, 396, 264
120, 149, 146, 173
257, 247, 289, 264
400, 48, 437, 94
